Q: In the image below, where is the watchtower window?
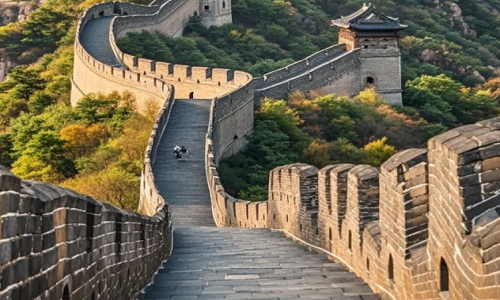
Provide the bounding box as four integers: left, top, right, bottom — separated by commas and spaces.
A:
388, 254, 394, 281
366, 76, 375, 85
348, 230, 352, 251
222, 1, 226, 8
204, 5, 209, 10
440, 258, 449, 293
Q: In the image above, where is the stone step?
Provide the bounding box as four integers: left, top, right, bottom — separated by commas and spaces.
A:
142, 228, 378, 299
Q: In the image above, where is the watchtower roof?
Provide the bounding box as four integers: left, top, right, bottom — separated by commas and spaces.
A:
332, 3, 407, 31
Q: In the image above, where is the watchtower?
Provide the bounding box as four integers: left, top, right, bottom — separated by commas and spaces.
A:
332, 3, 406, 105
199, 0, 232, 27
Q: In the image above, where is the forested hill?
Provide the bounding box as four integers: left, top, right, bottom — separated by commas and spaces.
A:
1, 0, 500, 205
237, 0, 500, 86
119, 0, 500, 87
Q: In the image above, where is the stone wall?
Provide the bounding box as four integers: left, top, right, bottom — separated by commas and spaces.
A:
0, 166, 172, 300
206, 117, 500, 300
254, 48, 362, 106
71, 1, 253, 111
112, 0, 198, 38
70, 3, 173, 111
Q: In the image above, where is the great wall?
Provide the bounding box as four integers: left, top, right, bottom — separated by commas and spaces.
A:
1, 1, 500, 299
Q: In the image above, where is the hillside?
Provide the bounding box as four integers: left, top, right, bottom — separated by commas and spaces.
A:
118, 0, 500, 86
1, 0, 500, 204
115, 0, 500, 200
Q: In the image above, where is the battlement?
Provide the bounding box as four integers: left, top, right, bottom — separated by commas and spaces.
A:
205, 117, 500, 300
0, 166, 172, 300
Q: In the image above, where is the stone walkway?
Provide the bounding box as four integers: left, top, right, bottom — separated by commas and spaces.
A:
142, 99, 378, 299
80, 17, 123, 67
142, 228, 377, 300
153, 100, 214, 227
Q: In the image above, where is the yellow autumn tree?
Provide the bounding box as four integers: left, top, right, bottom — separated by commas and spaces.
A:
144, 97, 161, 123
302, 139, 331, 168
364, 137, 397, 166
109, 114, 152, 162
59, 123, 111, 158
61, 168, 140, 211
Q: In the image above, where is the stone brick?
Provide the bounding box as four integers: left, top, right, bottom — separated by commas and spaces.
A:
482, 157, 500, 171
1, 216, 18, 238
0, 192, 19, 215
480, 169, 500, 183
0, 241, 11, 266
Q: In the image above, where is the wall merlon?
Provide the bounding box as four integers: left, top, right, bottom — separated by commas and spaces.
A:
191, 66, 210, 81
0, 165, 21, 192
174, 64, 190, 79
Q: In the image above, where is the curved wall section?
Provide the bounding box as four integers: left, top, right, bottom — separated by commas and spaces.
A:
205, 117, 500, 300
71, 2, 174, 111
0, 166, 172, 300
71, 0, 253, 110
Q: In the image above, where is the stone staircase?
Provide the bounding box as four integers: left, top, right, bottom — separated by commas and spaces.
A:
142, 228, 377, 300
153, 99, 215, 227
143, 99, 378, 299
78, 14, 378, 293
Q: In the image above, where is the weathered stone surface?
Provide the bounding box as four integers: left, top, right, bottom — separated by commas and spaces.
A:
0, 166, 20, 193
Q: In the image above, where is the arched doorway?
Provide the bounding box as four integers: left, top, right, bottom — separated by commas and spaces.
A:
63, 285, 70, 300
189, 92, 194, 99
366, 76, 375, 85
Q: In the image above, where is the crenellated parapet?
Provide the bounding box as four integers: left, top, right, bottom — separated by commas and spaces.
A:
0, 166, 172, 300
253, 46, 362, 107
205, 117, 500, 300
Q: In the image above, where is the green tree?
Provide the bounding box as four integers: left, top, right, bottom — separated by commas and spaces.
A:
0, 133, 13, 167
0, 66, 45, 101
302, 139, 331, 168
28, 91, 55, 114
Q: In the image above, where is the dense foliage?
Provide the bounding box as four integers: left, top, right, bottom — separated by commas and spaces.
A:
118, 0, 500, 84
117, 0, 500, 200
0, 0, 157, 211
3, 0, 500, 204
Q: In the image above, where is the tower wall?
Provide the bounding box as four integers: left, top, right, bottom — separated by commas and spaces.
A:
199, 0, 232, 27
357, 34, 403, 105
